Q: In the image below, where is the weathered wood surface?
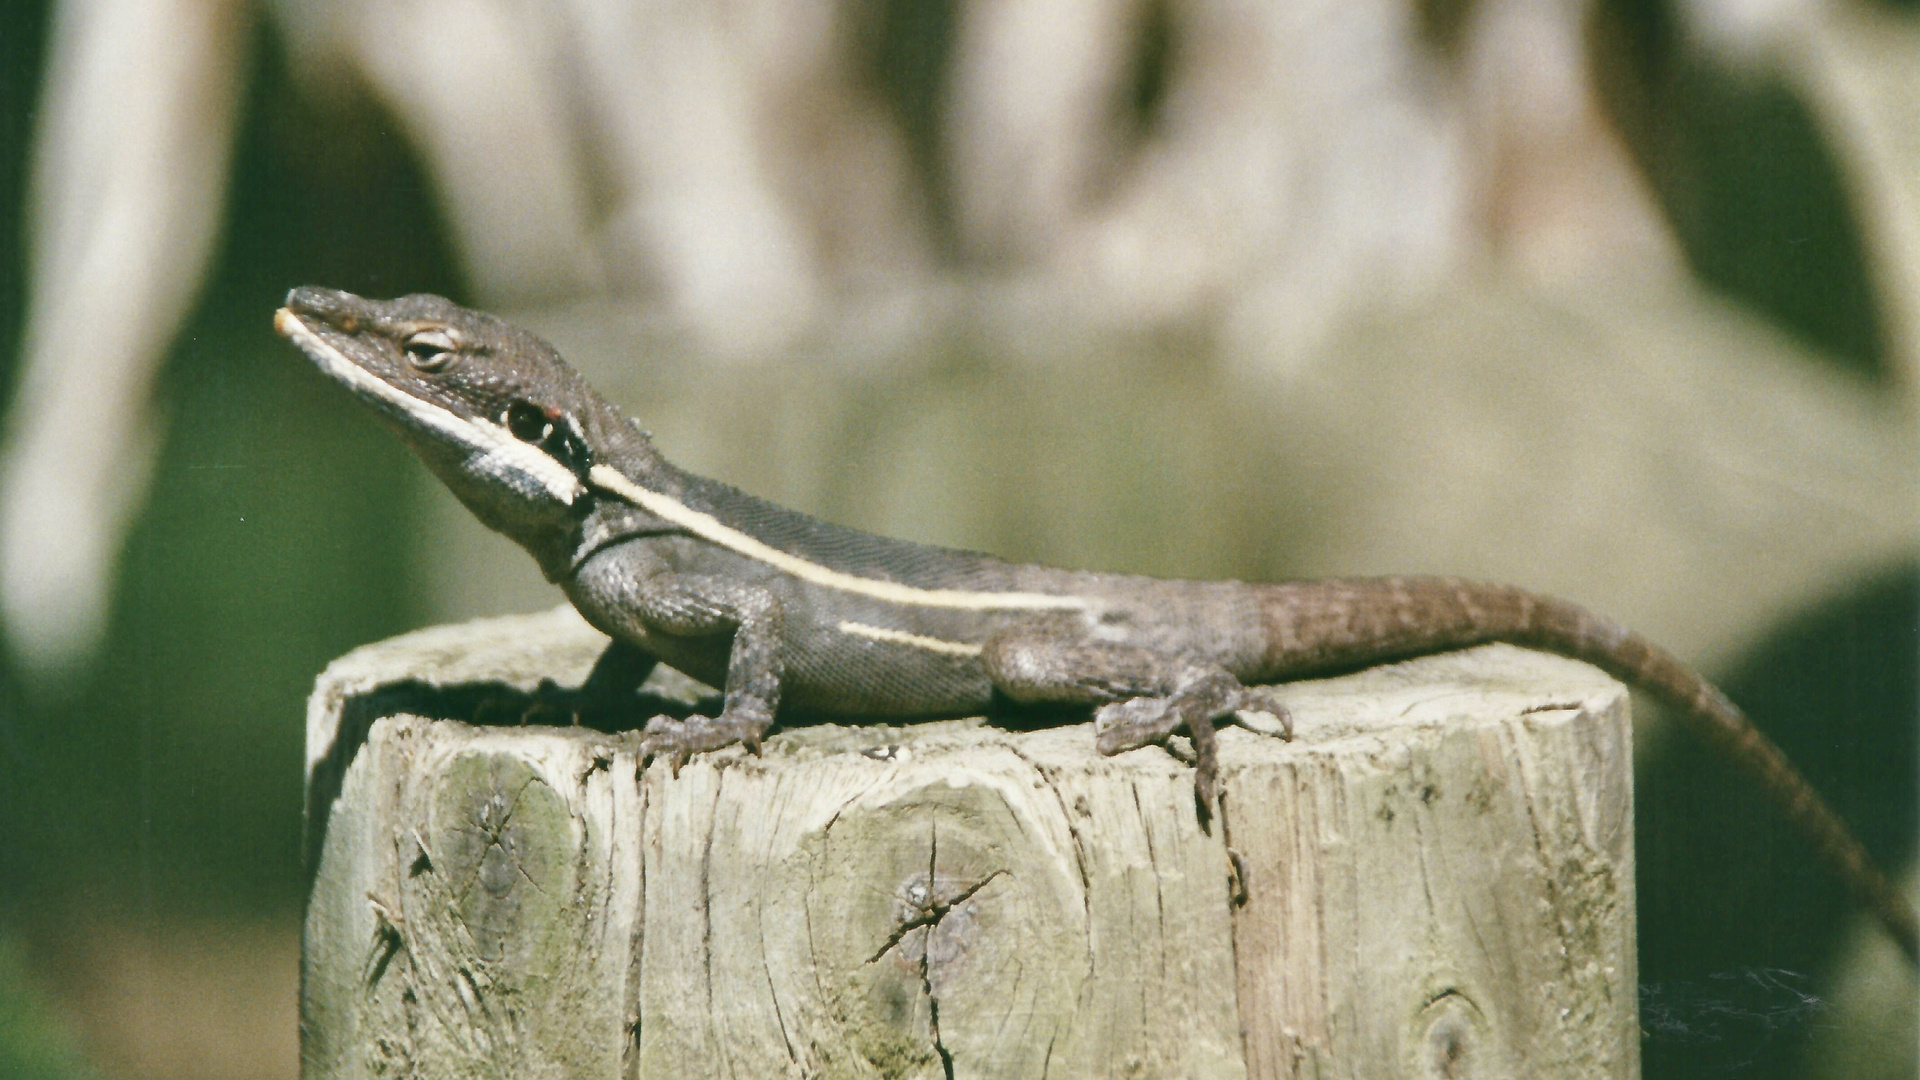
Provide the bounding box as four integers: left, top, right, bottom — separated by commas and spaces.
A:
303, 607, 1638, 1079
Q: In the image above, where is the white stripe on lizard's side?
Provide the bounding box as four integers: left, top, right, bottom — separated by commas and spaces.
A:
277, 309, 587, 505
587, 463, 1091, 613
836, 621, 984, 656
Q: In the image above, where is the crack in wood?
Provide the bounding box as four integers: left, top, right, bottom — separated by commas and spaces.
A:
863, 867, 1008, 966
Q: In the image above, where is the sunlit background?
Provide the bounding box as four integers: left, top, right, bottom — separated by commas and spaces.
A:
0, 0, 1914, 1076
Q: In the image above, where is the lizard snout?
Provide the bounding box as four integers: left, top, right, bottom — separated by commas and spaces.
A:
283, 286, 368, 332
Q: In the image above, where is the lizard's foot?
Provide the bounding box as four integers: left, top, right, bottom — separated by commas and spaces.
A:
1093, 687, 1231, 823
628, 709, 771, 774
980, 629, 1274, 825
1094, 684, 1289, 754
1094, 682, 1289, 824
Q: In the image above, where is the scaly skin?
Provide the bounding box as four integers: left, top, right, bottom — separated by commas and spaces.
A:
276, 286, 1917, 960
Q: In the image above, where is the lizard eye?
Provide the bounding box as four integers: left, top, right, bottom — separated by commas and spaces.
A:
503, 400, 555, 443
402, 329, 458, 371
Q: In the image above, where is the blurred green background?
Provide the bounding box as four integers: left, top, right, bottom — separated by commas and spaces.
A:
0, 1, 1913, 1077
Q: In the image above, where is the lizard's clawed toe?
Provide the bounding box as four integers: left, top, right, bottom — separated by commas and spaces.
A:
634, 714, 694, 773
1231, 704, 1292, 740
1192, 754, 1221, 825
630, 710, 772, 774
1230, 686, 1292, 739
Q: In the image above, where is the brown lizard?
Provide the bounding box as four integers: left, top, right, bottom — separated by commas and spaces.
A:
277, 285, 1918, 960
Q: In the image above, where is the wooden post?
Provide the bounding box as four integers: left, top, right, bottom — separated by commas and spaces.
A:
303, 607, 1638, 1079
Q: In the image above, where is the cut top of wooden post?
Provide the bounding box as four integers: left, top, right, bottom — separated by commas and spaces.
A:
303, 606, 1637, 1080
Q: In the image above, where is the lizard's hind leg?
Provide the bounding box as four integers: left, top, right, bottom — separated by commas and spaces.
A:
981, 630, 1290, 817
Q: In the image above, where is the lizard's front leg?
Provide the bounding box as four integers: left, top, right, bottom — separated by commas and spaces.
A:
980, 627, 1291, 817
572, 554, 785, 768
633, 574, 782, 768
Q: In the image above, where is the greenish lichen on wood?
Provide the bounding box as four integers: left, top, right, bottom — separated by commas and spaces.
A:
303, 607, 1638, 1079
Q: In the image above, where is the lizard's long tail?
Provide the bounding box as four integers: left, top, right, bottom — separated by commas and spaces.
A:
1252, 575, 1918, 962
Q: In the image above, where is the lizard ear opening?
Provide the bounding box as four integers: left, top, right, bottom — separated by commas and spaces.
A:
502, 400, 594, 481
547, 414, 595, 481
504, 400, 554, 443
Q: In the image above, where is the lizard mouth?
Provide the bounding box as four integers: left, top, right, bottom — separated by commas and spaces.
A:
275, 305, 587, 506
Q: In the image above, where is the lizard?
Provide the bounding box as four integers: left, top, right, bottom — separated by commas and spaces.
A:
275, 285, 1918, 961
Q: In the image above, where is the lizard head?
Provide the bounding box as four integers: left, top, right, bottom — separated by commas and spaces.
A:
275, 287, 607, 562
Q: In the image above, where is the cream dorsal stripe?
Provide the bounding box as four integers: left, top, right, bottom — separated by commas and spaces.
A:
586, 464, 1090, 612
837, 621, 984, 657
